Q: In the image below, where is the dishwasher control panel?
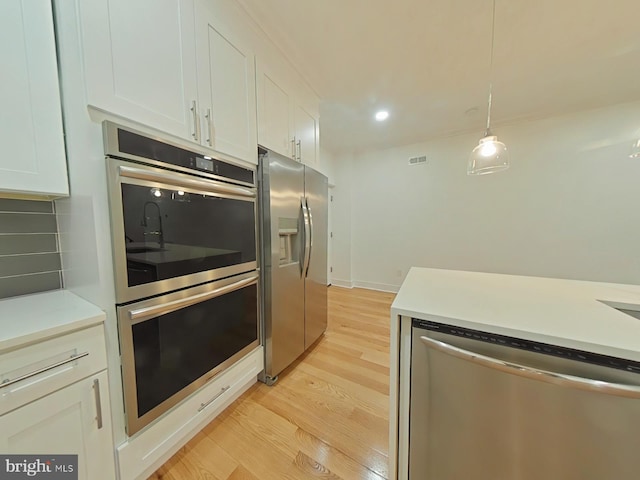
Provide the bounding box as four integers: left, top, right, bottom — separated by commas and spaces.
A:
413, 318, 640, 374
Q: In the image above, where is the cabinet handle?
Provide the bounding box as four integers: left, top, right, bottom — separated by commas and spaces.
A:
93, 378, 103, 429
296, 140, 302, 161
291, 138, 296, 160
197, 385, 231, 412
205, 108, 213, 146
0, 352, 89, 390
190, 100, 199, 142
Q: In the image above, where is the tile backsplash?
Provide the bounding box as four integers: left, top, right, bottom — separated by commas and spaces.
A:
0, 199, 62, 299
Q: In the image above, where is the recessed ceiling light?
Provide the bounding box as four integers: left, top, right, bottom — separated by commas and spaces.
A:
375, 110, 389, 121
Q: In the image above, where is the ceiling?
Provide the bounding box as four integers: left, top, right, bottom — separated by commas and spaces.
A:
238, 0, 640, 154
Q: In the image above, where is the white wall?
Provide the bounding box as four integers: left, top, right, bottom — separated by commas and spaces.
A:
318, 146, 335, 184
329, 152, 354, 287
333, 100, 640, 291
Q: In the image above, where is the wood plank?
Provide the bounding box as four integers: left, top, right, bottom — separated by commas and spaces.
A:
301, 354, 389, 395
294, 427, 387, 480
226, 465, 260, 480
178, 432, 237, 480
202, 410, 302, 480
309, 345, 389, 377
148, 286, 394, 480
284, 368, 388, 420
248, 374, 389, 477
293, 451, 341, 478
361, 349, 391, 368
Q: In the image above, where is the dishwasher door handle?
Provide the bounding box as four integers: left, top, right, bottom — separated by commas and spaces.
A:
420, 336, 640, 399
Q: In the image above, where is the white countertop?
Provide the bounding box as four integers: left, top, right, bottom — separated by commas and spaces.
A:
0, 290, 106, 353
391, 267, 640, 361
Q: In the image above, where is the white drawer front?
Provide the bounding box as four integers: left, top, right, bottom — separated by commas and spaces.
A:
0, 325, 107, 415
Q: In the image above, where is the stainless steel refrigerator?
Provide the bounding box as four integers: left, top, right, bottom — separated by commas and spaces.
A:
258, 148, 328, 385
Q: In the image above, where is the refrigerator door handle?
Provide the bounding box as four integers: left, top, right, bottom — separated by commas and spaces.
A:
301, 197, 311, 278
305, 197, 313, 278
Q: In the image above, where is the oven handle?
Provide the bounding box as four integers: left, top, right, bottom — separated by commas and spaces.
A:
420, 336, 640, 399
118, 165, 256, 198
129, 274, 259, 322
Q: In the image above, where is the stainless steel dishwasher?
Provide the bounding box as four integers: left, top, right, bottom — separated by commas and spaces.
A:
410, 318, 640, 480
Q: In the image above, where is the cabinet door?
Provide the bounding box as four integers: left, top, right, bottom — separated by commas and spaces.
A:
79, 0, 198, 141
0, 371, 115, 480
293, 79, 320, 167
0, 0, 68, 197
196, 2, 258, 164
256, 60, 294, 158
294, 103, 319, 167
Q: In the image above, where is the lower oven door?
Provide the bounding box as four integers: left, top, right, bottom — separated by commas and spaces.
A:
117, 271, 259, 435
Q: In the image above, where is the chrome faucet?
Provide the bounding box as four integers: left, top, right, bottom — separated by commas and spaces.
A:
141, 201, 165, 248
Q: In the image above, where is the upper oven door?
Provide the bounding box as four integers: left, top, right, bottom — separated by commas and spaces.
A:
107, 159, 257, 303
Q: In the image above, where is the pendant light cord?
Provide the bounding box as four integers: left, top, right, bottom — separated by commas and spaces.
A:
485, 0, 497, 136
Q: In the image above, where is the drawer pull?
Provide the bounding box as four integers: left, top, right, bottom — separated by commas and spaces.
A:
93, 378, 103, 429
0, 352, 89, 390
197, 385, 230, 412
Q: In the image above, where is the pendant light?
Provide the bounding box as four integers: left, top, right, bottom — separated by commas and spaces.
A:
468, 0, 509, 175
630, 139, 640, 158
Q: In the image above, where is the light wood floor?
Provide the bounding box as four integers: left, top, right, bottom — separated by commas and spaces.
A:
149, 286, 396, 480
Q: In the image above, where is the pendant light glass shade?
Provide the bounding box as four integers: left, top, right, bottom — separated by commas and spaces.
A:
630, 139, 640, 158
468, 0, 509, 176
468, 135, 509, 175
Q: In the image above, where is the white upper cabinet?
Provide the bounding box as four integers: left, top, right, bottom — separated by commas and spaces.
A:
256, 58, 320, 167
256, 59, 294, 157
79, 0, 198, 140
293, 80, 320, 168
195, 0, 258, 164
79, 0, 259, 164
0, 0, 68, 197
294, 104, 318, 167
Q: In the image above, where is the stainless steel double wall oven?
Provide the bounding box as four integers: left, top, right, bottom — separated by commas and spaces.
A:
104, 122, 259, 435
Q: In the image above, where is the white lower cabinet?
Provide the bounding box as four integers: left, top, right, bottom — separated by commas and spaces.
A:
0, 371, 114, 479
0, 324, 115, 480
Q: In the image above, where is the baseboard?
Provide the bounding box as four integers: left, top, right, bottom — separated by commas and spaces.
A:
352, 280, 400, 293
331, 279, 353, 289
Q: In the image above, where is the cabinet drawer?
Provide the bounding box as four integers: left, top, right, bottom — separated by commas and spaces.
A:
0, 325, 107, 415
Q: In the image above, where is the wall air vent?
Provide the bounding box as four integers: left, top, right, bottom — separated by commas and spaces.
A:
408, 155, 427, 166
